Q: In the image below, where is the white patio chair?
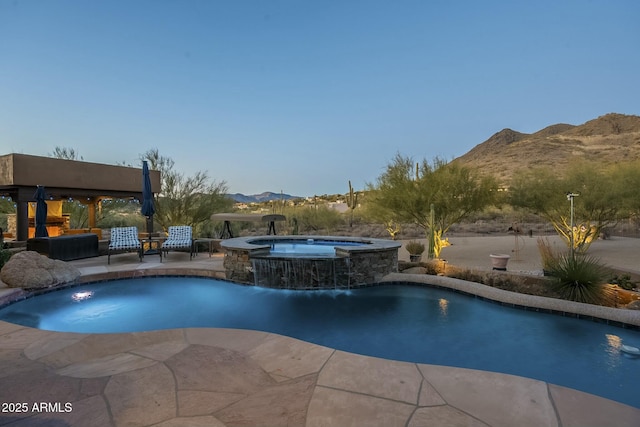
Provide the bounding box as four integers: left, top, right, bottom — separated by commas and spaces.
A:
161, 226, 193, 260
107, 226, 142, 264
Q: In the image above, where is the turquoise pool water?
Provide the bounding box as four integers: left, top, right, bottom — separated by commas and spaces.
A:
251, 238, 366, 256
0, 277, 638, 408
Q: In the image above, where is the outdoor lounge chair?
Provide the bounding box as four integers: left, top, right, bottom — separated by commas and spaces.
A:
161, 225, 193, 260
108, 226, 143, 264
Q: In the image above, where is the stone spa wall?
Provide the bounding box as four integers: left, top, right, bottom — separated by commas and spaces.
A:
221, 236, 400, 290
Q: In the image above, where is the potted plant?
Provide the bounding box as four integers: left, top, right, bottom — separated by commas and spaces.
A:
406, 240, 425, 262
489, 253, 510, 270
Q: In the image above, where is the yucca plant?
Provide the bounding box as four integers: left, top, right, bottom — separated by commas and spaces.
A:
547, 253, 609, 304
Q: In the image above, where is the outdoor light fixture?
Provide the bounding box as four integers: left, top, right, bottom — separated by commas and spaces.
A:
71, 291, 94, 302
566, 192, 579, 258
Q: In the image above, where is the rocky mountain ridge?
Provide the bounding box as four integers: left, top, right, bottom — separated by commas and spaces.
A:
227, 191, 302, 203
454, 113, 640, 184
229, 113, 640, 199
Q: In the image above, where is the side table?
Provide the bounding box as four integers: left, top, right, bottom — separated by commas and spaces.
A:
141, 238, 163, 262
192, 238, 216, 257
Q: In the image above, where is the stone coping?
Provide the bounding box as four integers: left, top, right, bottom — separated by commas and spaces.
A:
221, 234, 402, 253
381, 272, 640, 328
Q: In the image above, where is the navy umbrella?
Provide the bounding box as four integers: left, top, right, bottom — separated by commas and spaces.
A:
34, 185, 48, 238
141, 160, 155, 236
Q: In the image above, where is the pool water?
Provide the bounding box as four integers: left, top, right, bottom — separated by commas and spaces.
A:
1, 277, 639, 408
255, 239, 366, 256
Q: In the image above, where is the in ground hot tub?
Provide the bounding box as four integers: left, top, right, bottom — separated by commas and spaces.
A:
221, 236, 401, 289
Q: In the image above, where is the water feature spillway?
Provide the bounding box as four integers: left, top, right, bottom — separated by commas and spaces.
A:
221, 236, 401, 289
250, 256, 349, 289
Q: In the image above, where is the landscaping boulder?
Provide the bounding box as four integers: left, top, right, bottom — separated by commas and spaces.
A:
0, 251, 81, 289
625, 300, 640, 310
402, 266, 428, 275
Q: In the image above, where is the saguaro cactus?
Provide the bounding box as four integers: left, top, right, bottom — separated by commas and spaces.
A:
346, 180, 358, 227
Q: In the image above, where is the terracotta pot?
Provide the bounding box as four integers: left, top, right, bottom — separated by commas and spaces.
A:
490, 253, 510, 271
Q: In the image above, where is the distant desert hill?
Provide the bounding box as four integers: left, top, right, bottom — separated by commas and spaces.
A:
227, 191, 302, 203
454, 113, 640, 184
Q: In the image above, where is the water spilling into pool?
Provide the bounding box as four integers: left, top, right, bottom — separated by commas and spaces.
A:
251, 257, 351, 289
0, 276, 638, 408
221, 236, 400, 289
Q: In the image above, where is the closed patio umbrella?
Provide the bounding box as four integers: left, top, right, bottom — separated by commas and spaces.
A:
141, 161, 155, 237
34, 185, 48, 238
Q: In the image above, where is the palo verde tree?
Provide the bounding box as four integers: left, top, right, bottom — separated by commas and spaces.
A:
49, 146, 83, 161
360, 199, 403, 240
367, 154, 498, 258
509, 160, 631, 253
140, 149, 233, 234
611, 160, 640, 225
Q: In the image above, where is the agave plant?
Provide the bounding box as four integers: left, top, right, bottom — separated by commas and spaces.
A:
547, 253, 609, 304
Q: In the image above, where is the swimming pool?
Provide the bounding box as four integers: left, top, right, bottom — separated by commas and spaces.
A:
0, 276, 638, 408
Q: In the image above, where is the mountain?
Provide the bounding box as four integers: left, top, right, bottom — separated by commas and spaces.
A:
227, 191, 303, 203
454, 113, 640, 184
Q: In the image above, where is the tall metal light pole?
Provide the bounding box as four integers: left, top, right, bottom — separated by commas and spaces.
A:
566, 192, 579, 259
428, 203, 435, 259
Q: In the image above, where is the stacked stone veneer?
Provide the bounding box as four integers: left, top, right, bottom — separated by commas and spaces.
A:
223, 246, 399, 289
337, 248, 399, 288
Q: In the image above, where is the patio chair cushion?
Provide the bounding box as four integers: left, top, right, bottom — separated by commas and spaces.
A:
162, 226, 192, 249
108, 227, 141, 250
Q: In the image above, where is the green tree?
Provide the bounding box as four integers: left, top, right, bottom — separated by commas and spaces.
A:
360, 195, 402, 239
611, 160, 640, 223
367, 154, 498, 257
140, 149, 233, 234
0, 197, 14, 230
509, 160, 627, 253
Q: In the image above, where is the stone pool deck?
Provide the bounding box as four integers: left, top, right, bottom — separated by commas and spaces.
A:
1, 238, 640, 426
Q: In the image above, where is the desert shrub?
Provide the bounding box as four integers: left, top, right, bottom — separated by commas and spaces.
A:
547, 254, 609, 304
483, 272, 517, 288
448, 268, 486, 284
609, 274, 637, 291
537, 237, 562, 273
232, 220, 259, 236
422, 260, 443, 275
294, 206, 343, 233
196, 221, 220, 238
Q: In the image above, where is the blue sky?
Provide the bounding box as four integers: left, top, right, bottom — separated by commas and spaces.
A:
1, 1, 639, 197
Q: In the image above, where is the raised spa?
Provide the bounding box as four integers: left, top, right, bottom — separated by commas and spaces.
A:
221, 235, 401, 289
